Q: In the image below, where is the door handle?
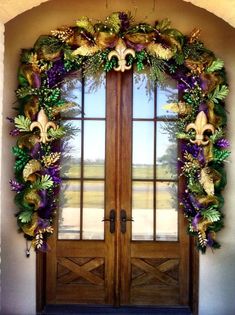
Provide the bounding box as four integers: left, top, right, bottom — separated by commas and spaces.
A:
103, 209, 115, 233
120, 209, 133, 233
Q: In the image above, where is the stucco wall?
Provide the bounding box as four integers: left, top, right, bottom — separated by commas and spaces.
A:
1, 0, 235, 314
1, 0, 235, 28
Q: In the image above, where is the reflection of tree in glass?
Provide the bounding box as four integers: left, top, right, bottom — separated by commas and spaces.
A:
161, 85, 178, 103
158, 142, 177, 179
85, 73, 106, 94
158, 122, 178, 210
168, 182, 178, 211
60, 73, 82, 117
158, 121, 178, 180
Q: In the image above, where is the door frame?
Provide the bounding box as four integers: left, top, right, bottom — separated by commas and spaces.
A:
36, 69, 199, 314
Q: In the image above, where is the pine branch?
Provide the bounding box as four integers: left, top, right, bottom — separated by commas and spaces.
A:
187, 181, 204, 194
173, 52, 184, 65
147, 55, 166, 83
210, 128, 224, 143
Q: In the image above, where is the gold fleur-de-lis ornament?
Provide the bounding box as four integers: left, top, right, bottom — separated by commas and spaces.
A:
108, 38, 135, 72
186, 111, 214, 146
30, 108, 57, 143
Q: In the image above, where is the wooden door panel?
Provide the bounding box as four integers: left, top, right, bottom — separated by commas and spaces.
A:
47, 242, 110, 304
130, 287, 179, 305
130, 257, 180, 305
56, 285, 105, 303
56, 241, 105, 256
131, 242, 180, 258
55, 257, 105, 303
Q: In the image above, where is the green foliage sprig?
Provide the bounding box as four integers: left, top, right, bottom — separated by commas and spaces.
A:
14, 116, 31, 131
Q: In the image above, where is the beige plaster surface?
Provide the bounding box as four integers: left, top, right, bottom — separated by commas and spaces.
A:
0, 0, 235, 28
1, 1, 235, 315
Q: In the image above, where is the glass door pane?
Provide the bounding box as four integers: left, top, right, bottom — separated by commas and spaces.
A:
84, 121, 105, 178
58, 180, 81, 239
132, 73, 179, 241
132, 121, 154, 179
156, 182, 178, 241
83, 181, 104, 240
132, 181, 154, 240
58, 74, 106, 240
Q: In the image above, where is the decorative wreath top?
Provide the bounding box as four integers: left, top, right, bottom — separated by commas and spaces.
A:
10, 12, 230, 255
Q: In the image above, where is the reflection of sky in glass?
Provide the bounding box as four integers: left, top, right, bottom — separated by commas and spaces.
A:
132, 122, 176, 165
84, 121, 105, 163
133, 77, 154, 118
133, 121, 154, 165
84, 77, 106, 118
133, 74, 178, 118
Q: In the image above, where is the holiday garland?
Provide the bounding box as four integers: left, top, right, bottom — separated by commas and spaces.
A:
10, 12, 229, 254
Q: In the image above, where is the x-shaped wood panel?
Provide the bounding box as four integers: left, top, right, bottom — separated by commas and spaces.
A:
58, 257, 104, 286
131, 258, 179, 286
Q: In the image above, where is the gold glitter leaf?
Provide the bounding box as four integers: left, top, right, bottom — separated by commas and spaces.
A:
147, 42, 174, 60
23, 160, 41, 182
24, 190, 41, 210
72, 45, 100, 56
76, 17, 95, 34
51, 27, 74, 43
188, 28, 201, 43
197, 219, 212, 241
42, 152, 61, 167
21, 213, 38, 237
199, 167, 214, 196
163, 101, 191, 115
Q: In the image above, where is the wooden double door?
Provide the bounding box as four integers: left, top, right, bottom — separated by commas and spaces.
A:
45, 70, 191, 307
